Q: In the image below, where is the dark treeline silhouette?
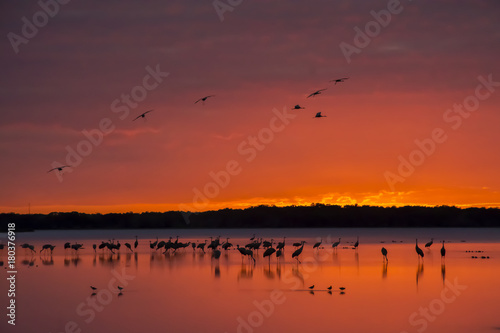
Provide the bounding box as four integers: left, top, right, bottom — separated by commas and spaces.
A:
1, 204, 499, 231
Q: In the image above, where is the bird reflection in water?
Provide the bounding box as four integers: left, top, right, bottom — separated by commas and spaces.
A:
291, 265, 305, 287
263, 266, 275, 280
214, 263, 220, 278
382, 260, 388, 279
41, 255, 54, 266
237, 263, 254, 281
416, 261, 424, 290
441, 263, 446, 287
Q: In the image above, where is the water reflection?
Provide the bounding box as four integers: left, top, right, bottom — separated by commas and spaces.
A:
382, 260, 388, 279
237, 263, 254, 281
416, 261, 424, 289
441, 263, 446, 286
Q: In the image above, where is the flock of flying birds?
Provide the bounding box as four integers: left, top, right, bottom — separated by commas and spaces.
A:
47, 77, 349, 174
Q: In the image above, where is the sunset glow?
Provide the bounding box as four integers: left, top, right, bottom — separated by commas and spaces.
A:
1, 0, 499, 214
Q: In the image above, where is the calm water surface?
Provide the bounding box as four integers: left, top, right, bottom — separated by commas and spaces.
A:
1, 228, 499, 333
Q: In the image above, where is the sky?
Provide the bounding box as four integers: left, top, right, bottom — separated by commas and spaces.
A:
1, 0, 499, 214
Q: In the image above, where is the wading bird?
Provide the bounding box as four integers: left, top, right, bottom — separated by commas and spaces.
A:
308, 285, 315, 290
40, 244, 55, 254
330, 77, 349, 84
314, 112, 326, 118
212, 249, 221, 259
133, 110, 153, 121
197, 240, 207, 253
134, 236, 138, 249
381, 247, 388, 262
313, 238, 322, 249
425, 238, 434, 248
332, 237, 341, 250
263, 246, 276, 263
92, 244, 96, 253
292, 105, 305, 110
47, 165, 71, 173
195, 95, 215, 104
307, 88, 327, 98
90, 286, 97, 291
327, 286, 332, 290
354, 236, 359, 250
415, 239, 424, 259
440, 240, 446, 259
124, 243, 133, 252
276, 237, 286, 250
292, 241, 305, 263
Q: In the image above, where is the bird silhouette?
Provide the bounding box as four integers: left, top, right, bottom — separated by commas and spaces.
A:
90, 286, 97, 291
263, 246, 276, 263
330, 77, 349, 84
212, 249, 221, 259
327, 286, 332, 290
415, 239, 424, 259
425, 238, 434, 248
292, 241, 305, 263
381, 247, 388, 262
92, 244, 96, 252
440, 240, 446, 259
117, 286, 124, 292
47, 165, 71, 173
307, 88, 327, 98
134, 236, 138, 249
195, 95, 215, 104
314, 112, 326, 118
124, 243, 133, 252
313, 238, 322, 249
332, 237, 341, 250
354, 236, 359, 249
132, 110, 153, 121
292, 105, 305, 109
308, 285, 315, 290
276, 237, 286, 250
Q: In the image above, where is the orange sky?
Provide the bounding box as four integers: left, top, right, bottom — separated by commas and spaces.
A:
1, 1, 499, 214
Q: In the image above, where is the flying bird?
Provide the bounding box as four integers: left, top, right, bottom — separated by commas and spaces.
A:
330, 77, 349, 84
307, 89, 327, 98
314, 112, 327, 118
195, 95, 215, 104
47, 165, 71, 173
292, 105, 305, 110
133, 110, 153, 121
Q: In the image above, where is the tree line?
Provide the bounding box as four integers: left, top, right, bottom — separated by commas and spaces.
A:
1, 204, 499, 231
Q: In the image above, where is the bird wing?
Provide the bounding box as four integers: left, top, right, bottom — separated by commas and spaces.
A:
132, 115, 142, 121
143, 110, 153, 115
47, 168, 56, 173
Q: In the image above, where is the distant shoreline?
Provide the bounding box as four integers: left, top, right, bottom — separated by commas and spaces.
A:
1, 205, 499, 231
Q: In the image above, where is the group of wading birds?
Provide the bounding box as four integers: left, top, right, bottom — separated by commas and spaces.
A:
14, 234, 449, 265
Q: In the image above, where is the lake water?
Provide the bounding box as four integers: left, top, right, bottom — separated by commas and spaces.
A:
1, 228, 499, 333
